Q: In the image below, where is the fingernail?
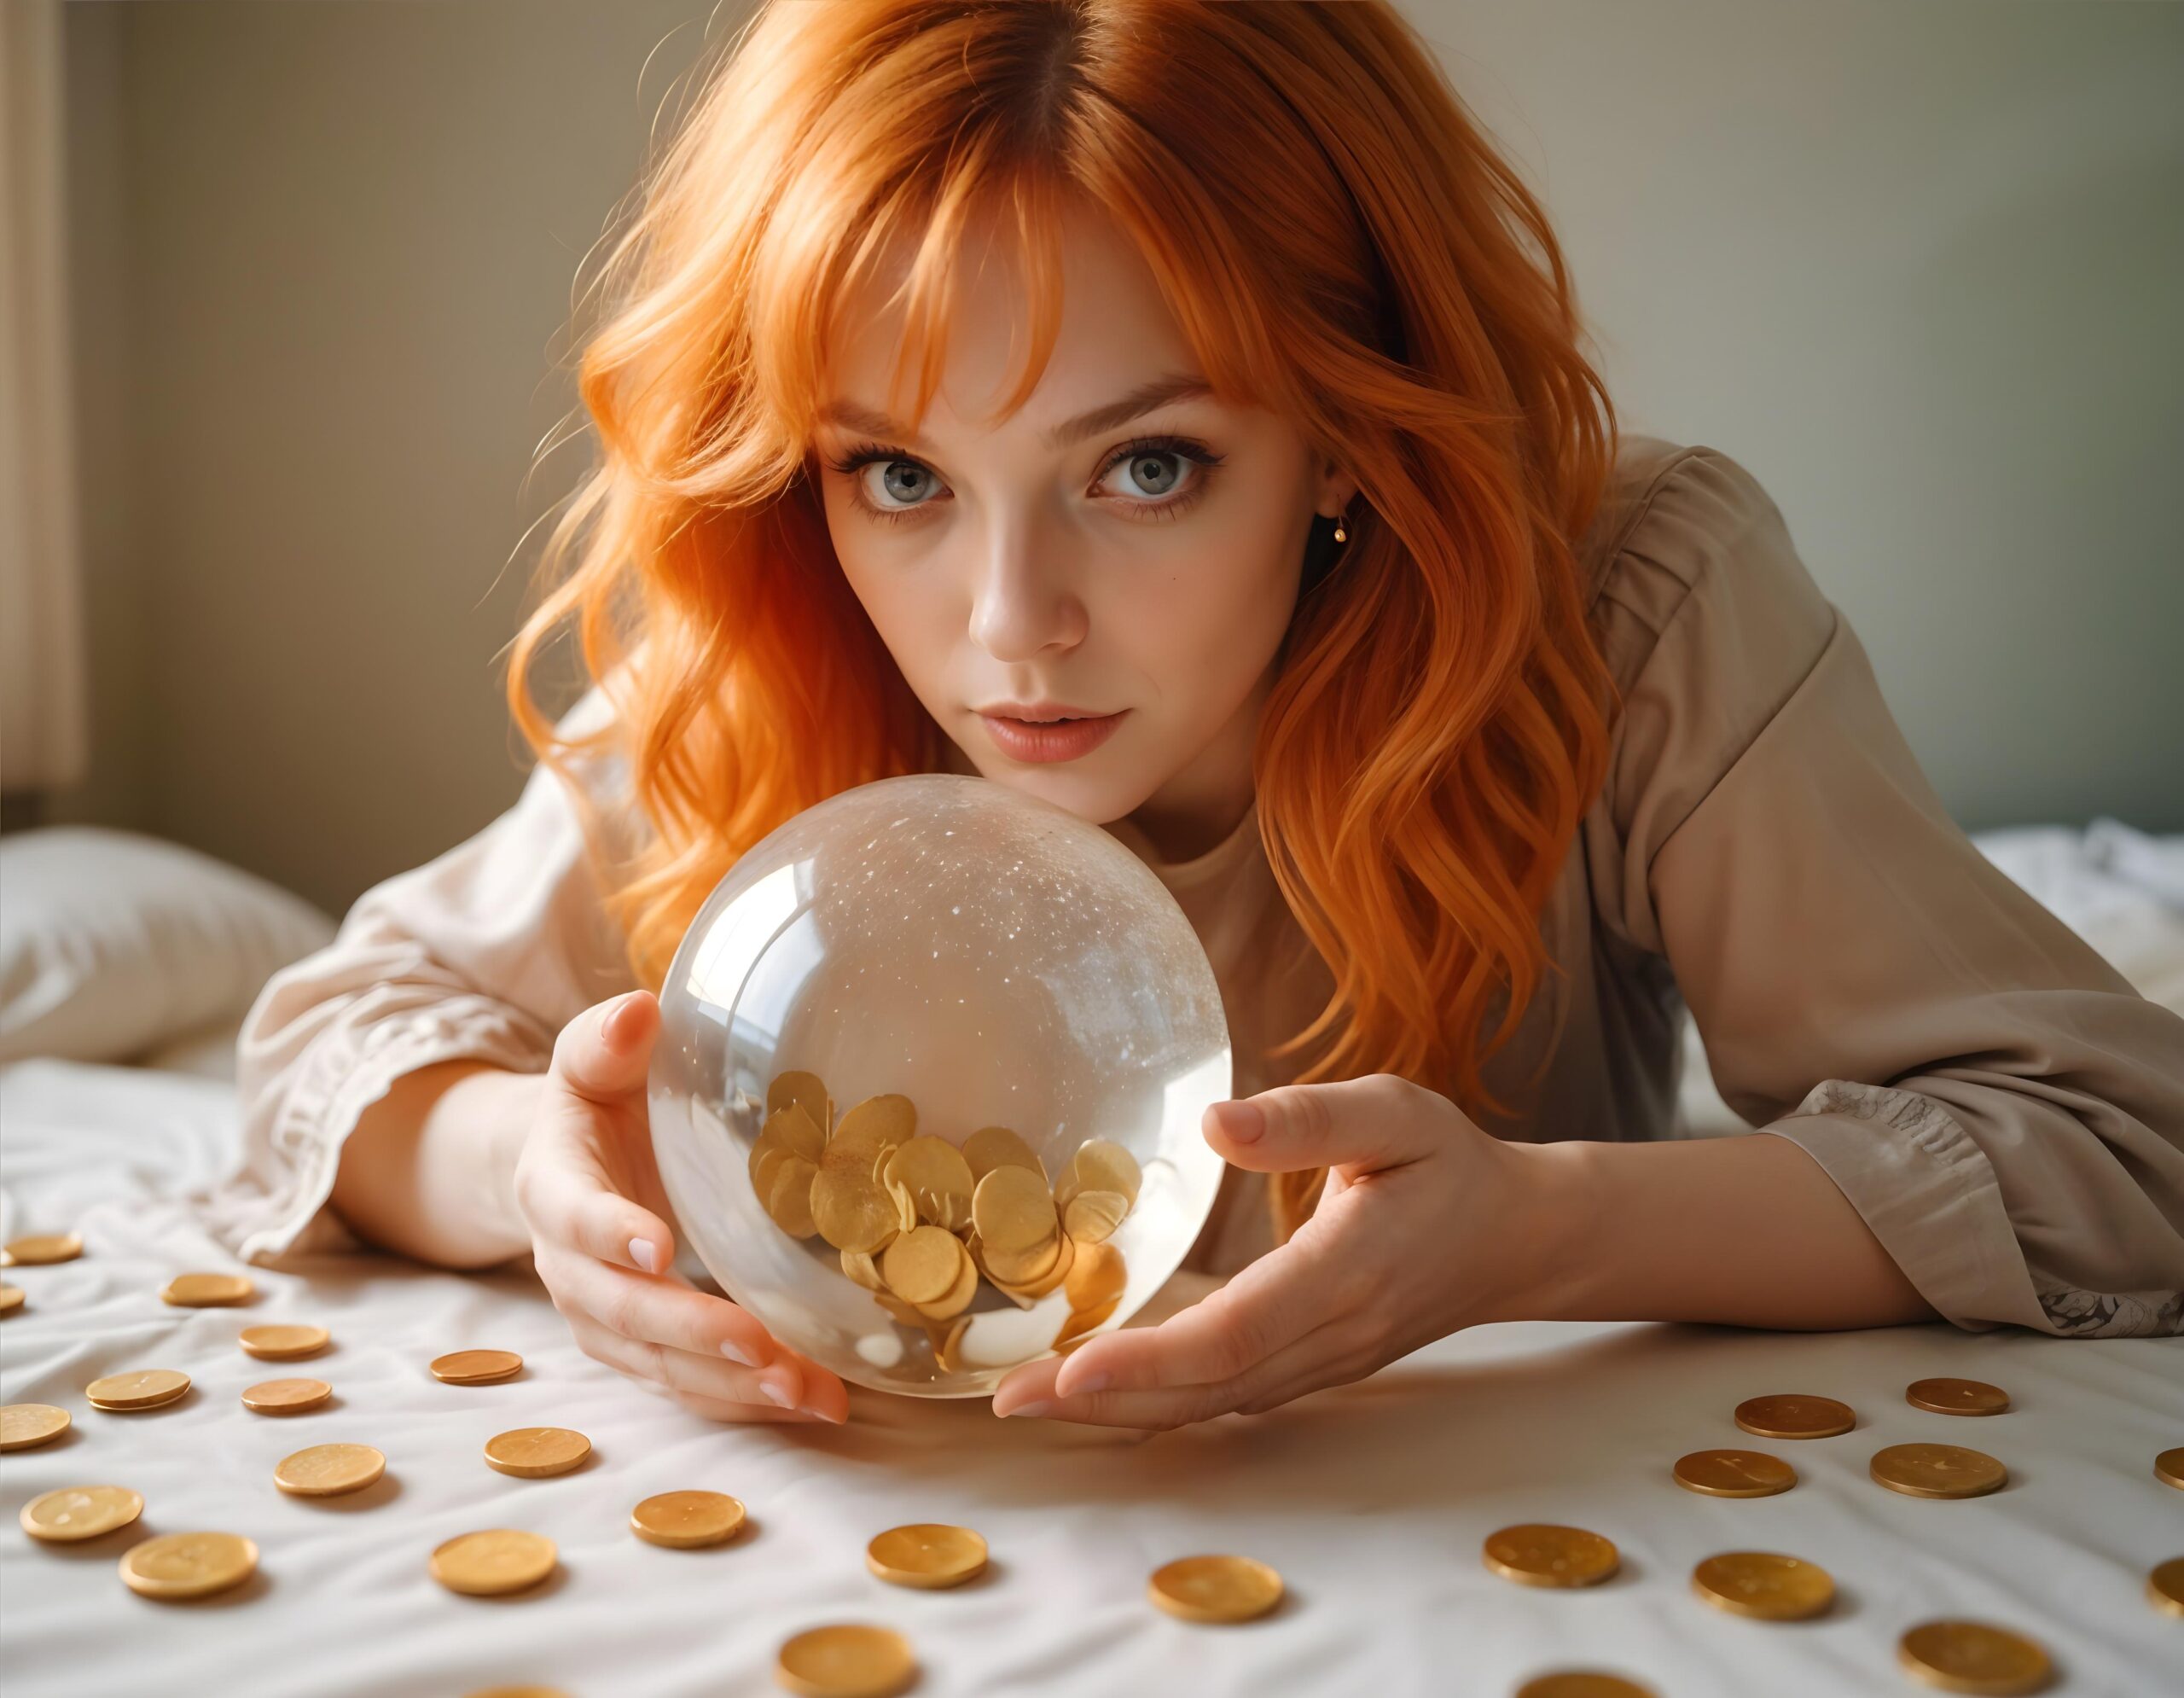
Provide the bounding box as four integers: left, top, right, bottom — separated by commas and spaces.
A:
802, 1400, 845, 1424
759, 1379, 796, 1408
1002, 1399, 1053, 1419
1216, 1099, 1265, 1143
628, 1236, 659, 1274
720, 1338, 758, 1368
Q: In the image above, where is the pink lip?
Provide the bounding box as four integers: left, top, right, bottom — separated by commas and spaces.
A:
978, 707, 1128, 764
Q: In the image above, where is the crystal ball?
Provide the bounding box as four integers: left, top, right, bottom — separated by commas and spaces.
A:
648, 773, 1232, 1397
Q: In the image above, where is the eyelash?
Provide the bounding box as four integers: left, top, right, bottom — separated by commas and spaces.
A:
820, 433, 1226, 528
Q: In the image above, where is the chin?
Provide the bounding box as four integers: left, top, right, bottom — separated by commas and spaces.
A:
958, 747, 1150, 828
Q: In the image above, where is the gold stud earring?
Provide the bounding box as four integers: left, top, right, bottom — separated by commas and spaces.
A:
1332, 507, 1348, 544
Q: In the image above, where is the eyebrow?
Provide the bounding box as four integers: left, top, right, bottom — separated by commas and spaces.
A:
818, 371, 1213, 453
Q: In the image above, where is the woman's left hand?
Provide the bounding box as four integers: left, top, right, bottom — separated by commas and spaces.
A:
990, 1074, 1571, 1428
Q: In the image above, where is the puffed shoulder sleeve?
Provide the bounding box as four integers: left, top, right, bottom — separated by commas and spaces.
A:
195, 689, 644, 1263
1590, 445, 2184, 1338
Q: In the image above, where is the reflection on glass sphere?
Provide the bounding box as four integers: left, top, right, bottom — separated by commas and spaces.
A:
648, 773, 1232, 1397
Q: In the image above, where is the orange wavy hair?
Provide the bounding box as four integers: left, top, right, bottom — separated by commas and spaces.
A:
508, 0, 1618, 1243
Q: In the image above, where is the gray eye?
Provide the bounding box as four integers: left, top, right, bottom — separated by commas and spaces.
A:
1114, 451, 1182, 497
868, 461, 934, 506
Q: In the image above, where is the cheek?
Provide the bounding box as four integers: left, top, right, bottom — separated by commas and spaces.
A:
1114, 543, 1297, 700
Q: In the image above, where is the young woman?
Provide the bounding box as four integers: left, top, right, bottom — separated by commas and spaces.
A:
211, 0, 2183, 1431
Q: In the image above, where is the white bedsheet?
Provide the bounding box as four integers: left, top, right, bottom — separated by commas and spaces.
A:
3, 1057, 2179, 1698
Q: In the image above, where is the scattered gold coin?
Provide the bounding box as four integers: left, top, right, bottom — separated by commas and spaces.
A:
768, 1070, 834, 1137
630, 1489, 746, 1548
880, 1226, 966, 1306
1147, 1553, 1285, 1622
961, 1125, 1044, 1183
160, 1271, 254, 1307
1870, 1442, 2007, 1500
2155, 1447, 2184, 1492
1691, 1550, 1835, 1620
0, 1403, 71, 1451
886, 1135, 976, 1231
1906, 1377, 2010, 1416
866, 1522, 988, 1589
1061, 1189, 1129, 1243
85, 1369, 191, 1411
485, 1427, 592, 1479
1673, 1449, 1797, 1498
1484, 1525, 1619, 1589
21, 1484, 143, 1542
119, 1531, 258, 1601
1054, 1139, 1141, 1212
431, 1349, 523, 1385
810, 1166, 900, 1256
1513, 1678, 1655, 1698
1733, 1393, 1854, 1439
2146, 1556, 2184, 1619
3, 1231, 83, 1265
1896, 1619, 2053, 1694
241, 1377, 333, 1416
240, 1323, 330, 1360
0, 1284, 22, 1314
431, 1528, 558, 1596
774, 1623, 917, 1697
274, 1442, 386, 1497
971, 1165, 1057, 1254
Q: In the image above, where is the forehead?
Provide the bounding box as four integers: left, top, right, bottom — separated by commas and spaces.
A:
822, 198, 1205, 445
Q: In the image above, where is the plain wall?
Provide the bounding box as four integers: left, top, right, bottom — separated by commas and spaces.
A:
53, 0, 2184, 917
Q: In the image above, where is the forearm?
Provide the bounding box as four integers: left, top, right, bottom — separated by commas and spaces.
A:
328, 1061, 543, 1271
1508, 1131, 1939, 1330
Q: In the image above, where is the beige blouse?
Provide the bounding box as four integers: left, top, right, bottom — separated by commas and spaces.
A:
208, 435, 2184, 1339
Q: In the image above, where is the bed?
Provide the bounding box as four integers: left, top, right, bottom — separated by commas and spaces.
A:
3, 824, 2180, 1697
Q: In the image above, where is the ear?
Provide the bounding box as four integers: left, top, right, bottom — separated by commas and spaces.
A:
1317, 460, 1359, 516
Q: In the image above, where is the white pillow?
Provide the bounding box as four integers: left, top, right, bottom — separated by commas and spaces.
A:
0, 826, 335, 1065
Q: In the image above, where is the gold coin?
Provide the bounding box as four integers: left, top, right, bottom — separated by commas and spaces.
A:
961, 1125, 1044, 1183
274, 1442, 386, 1497
972, 1164, 1058, 1255
1733, 1393, 1854, 1439
827, 1095, 916, 1169
1054, 1294, 1122, 1350
0, 1284, 22, 1314
119, 1530, 258, 1600
240, 1323, 330, 1360
911, 1242, 978, 1323
879, 1225, 965, 1305
810, 1167, 900, 1255
764, 1154, 822, 1238
1672, 1449, 1797, 1498
760, 1101, 827, 1165
1147, 1553, 1285, 1622
3, 1231, 83, 1265
1691, 1550, 1835, 1619
2155, 1447, 2184, 1492
1870, 1442, 2007, 1500
1896, 1619, 2053, 1694
431, 1528, 557, 1596
1, 1402, 71, 1451
866, 1522, 988, 1589
774, 1623, 916, 1698
1483, 1525, 1619, 1588
768, 1070, 834, 1137
1065, 1238, 1127, 1311
485, 1426, 592, 1478
1056, 1139, 1141, 1209
1061, 1189, 1130, 1243
241, 1376, 333, 1416
21, 1484, 143, 1542
630, 1489, 746, 1548
85, 1368, 191, 1410
160, 1271, 253, 1307
885, 1135, 976, 1230
1906, 1377, 2010, 1417
2147, 1556, 2184, 1619
431, 1348, 523, 1384
1513, 1677, 1656, 1698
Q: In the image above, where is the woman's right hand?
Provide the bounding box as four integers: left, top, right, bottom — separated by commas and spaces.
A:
512, 988, 848, 1423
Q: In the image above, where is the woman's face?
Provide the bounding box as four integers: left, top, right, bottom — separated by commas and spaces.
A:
813, 201, 1353, 850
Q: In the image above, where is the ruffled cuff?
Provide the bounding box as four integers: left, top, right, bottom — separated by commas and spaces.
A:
1759, 1079, 2183, 1340
193, 995, 551, 1265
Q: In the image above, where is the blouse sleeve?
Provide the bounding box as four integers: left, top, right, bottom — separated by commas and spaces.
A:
1591, 446, 2184, 1339
198, 689, 643, 1264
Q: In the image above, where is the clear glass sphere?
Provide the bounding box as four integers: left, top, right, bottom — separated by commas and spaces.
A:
648, 773, 1232, 1397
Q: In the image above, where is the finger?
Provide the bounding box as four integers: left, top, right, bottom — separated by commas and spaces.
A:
1018, 1317, 1374, 1429
520, 1140, 680, 1277
566, 1310, 817, 1417
1051, 1225, 1349, 1399
542, 1247, 780, 1371
549, 989, 659, 1103
1200, 1073, 1447, 1176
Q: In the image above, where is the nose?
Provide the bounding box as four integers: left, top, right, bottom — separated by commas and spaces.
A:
967, 517, 1087, 662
